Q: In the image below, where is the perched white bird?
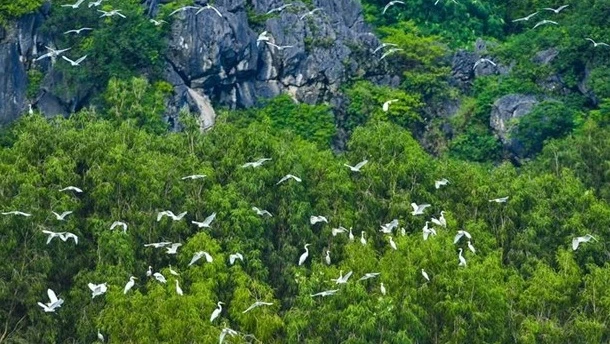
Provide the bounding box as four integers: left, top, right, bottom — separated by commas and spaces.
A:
389, 236, 397, 250
169, 265, 180, 276
382, 99, 399, 112
59, 186, 82, 193
266, 3, 294, 14
467, 241, 476, 254
181, 174, 206, 180
543, 5, 569, 14
195, 4, 222, 17
210, 302, 224, 322
586, 38, 610, 48
98, 9, 126, 18
35, 46, 71, 61
175, 280, 183, 296
533, 20, 558, 29
473, 58, 496, 70
372, 42, 398, 54
298, 244, 310, 266
219, 327, 238, 344
146, 266, 153, 277
331, 226, 348, 236
241, 158, 272, 168
299, 8, 322, 20
189, 251, 214, 266
422, 221, 437, 241
454, 230, 472, 244
489, 196, 509, 203
144, 241, 172, 248
360, 231, 367, 246
110, 221, 127, 233
88, 283, 108, 299
310, 215, 328, 225
252, 207, 272, 217
242, 300, 274, 313
88, 0, 103, 7
380, 283, 386, 295
123, 276, 137, 294
380, 48, 403, 61
311, 289, 339, 297
411, 202, 431, 215
229, 253, 244, 265
165, 243, 182, 255
61, 0, 85, 9
382, 0, 404, 14
512, 11, 538, 22
38, 289, 64, 312
277, 174, 302, 185
153, 272, 167, 283
458, 248, 467, 266
421, 269, 430, 282
572, 234, 597, 251
332, 270, 353, 284
62, 55, 87, 66
431, 211, 447, 228
192, 212, 216, 228
358, 272, 380, 281
2, 211, 32, 217
344, 159, 368, 172
380, 219, 399, 234
169, 6, 198, 16
435, 178, 449, 189
52, 211, 73, 221
349, 227, 354, 241
64, 27, 93, 35
325, 250, 331, 265
97, 330, 104, 343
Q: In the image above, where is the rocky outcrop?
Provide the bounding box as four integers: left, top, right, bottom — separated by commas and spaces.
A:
450, 38, 508, 91
489, 94, 539, 155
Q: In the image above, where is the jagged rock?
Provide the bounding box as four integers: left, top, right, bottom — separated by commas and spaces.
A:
490, 94, 539, 155
450, 50, 477, 90
532, 48, 559, 65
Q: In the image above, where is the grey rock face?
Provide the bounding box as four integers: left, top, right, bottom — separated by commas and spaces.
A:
490, 94, 539, 154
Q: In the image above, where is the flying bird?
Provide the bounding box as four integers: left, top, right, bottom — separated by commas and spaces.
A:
380, 48, 403, 61
543, 5, 569, 14
157, 210, 187, 221
454, 230, 472, 244
2, 211, 32, 217
264, 42, 295, 50
311, 289, 339, 297
62, 55, 88, 66
372, 42, 398, 54
266, 3, 294, 14
489, 196, 509, 203
310, 215, 328, 225
411, 202, 431, 215
344, 159, 368, 172
153, 272, 167, 283
331, 226, 348, 236
110, 221, 127, 233
169, 6, 199, 16
298, 244, 310, 266
144, 241, 172, 248
277, 174, 302, 185
181, 174, 206, 180
382, 0, 404, 14
242, 158, 272, 168
242, 300, 274, 313
585, 38, 610, 48
123, 276, 137, 294
435, 178, 449, 189
98, 9, 126, 18
88, 283, 108, 299
35, 46, 71, 61
219, 327, 238, 344
63, 27, 93, 35
189, 251, 213, 266
196, 4, 222, 17
61, 0, 85, 9
192, 212, 216, 228
88, 0, 104, 7
52, 211, 73, 221
165, 243, 182, 255
572, 234, 597, 251
257, 31, 272, 47
210, 302, 224, 322
512, 11, 538, 22
380, 219, 399, 234
252, 207, 272, 217
38, 289, 64, 312
229, 253, 244, 265
358, 272, 380, 281
533, 20, 558, 29
299, 8, 322, 20
331, 270, 353, 284
473, 58, 496, 70
382, 99, 399, 112
59, 186, 82, 193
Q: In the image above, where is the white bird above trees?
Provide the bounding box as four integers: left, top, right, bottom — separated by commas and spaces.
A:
252, 207, 272, 217
210, 302, 224, 322
2, 211, 32, 217
266, 3, 293, 14
382, 0, 404, 14
229, 253, 244, 265
59, 186, 82, 193
52, 211, 73, 221
242, 158, 272, 168
35, 46, 71, 61
62, 55, 87, 66
454, 230, 472, 244
62, 0, 85, 9
169, 6, 198, 16
435, 178, 449, 189
88, 0, 103, 7
277, 174, 302, 185
196, 4, 222, 17
123, 276, 136, 294
533, 20, 558, 29
88, 283, 108, 299
310, 215, 328, 225
192, 212, 216, 228
358, 272, 380, 281
299, 8, 322, 20
382, 99, 399, 112
512, 11, 538, 22
181, 174, 206, 180
98, 9, 126, 18
242, 300, 274, 313
110, 221, 127, 233
585, 38, 610, 48
380, 219, 399, 234
41, 230, 64, 245
572, 234, 597, 251
165, 243, 182, 255
38, 289, 64, 313
332, 226, 348, 236
543, 5, 569, 14
64, 27, 93, 35
298, 244, 310, 265
344, 159, 368, 172
332, 270, 353, 284
42, 230, 78, 245
372, 42, 398, 54
264, 42, 295, 51
144, 241, 172, 248
411, 202, 431, 215
473, 58, 496, 70
311, 289, 339, 297
489, 196, 509, 203
150, 19, 167, 26
189, 251, 213, 266
380, 48, 403, 61
157, 210, 187, 222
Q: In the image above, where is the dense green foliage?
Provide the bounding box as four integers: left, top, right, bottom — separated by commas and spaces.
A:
0, 0, 44, 23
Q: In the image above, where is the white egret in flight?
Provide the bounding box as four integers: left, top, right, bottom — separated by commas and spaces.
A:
382, 0, 404, 14
332, 270, 353, 284
150, 19, 167, 26
435, 178, 449, 189
110, 221, 127, 233
458, 248, 467, 266
144, 241, 172, 248
533, 20, 558, 29
52, 211, 73, 221
298, 244, 310, 266
572, 234, 597, 251
229, 253, 244, 265
196, 4, 222, 17
543, 5, 569, 14
192, 212, 216, 228
454, 230, 472, 244
488, 196, 509, 203
189, 251, 213, 266
585, 38, 610, 48
310, 215, 328, 225
264, 42, 295, 50
165, 243, 182, 255
88, 283, 108, 299
62, 0, 85, 9
299, 8, 322, 20
380, 219, 399, 234
332, 226, 348, 236
210, 302, 224, 322
153, 272, 167, 283
2, 211, 31, 217
358, 272, 380, 281
123, 276, 136, 294
311, 289, 339, 297
411, 202, 431, 215
252, 207, 272, 217
38, 289, 64, 312
380, 48, 403, 61
242, 158, 272, 168
382, 99, 399, 112
344, 159, 368, 172
98, 9, 126, 18
242, 300, 274, 313
267, 3, 293, 14
35, 46, 71, 61
157, 210, 187, 221
277, 174, 302, 185
512, 12, 538, 22
373, 42, 398, 54
181, 174, 206, 180
169, 6, 198, 16
62, 55, 87, 66
64, 28, 93, 35
473, 58, 496, 70
59, 186, 82, 193
88, 0, 103, 7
